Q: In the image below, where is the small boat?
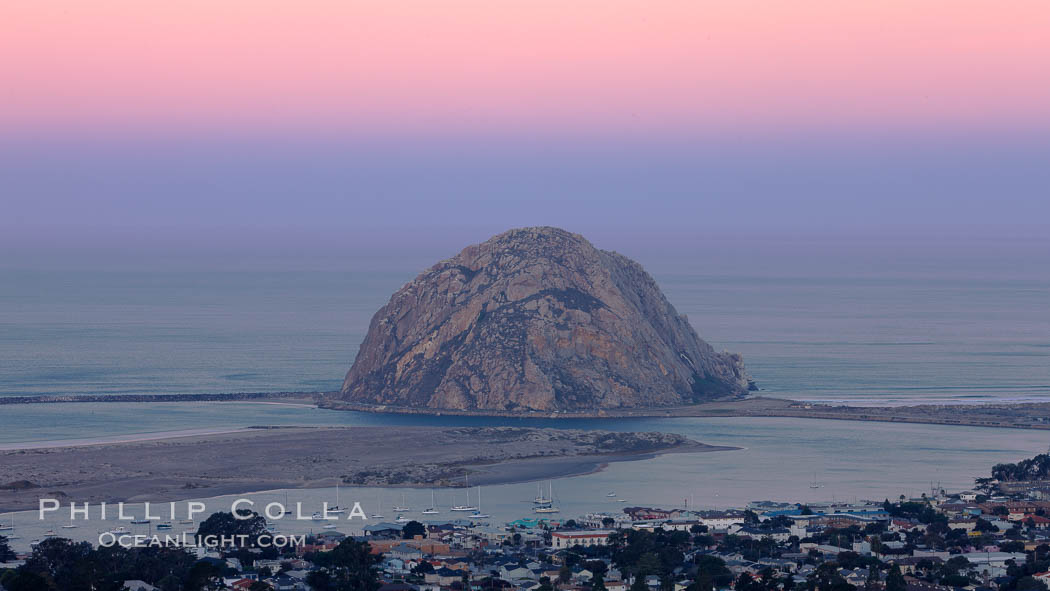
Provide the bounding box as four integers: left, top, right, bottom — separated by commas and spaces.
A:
395, 514, 410, 523
533, 482, 559, 513
393, 493, 410, 513
329, 483, 347, 514
449, 484, 477, 512
44, 530, 58, 538
178, 519, 194, 525
421, 490, 440, 514
156, 522, 173, 530
469, 487, 490, 518
533, 482, 553, 505
322, 523, 337, 530
61, 524, 78, 529
130, 519, 150, 525
108, 526, 130, 535
371, 494, 384, 519
311, 512, 325, 521
617, 499, 627, 502
606, 492, 617, 497
0, 522, 13, 532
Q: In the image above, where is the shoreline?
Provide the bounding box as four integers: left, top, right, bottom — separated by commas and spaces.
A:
320, 396, 1050, 430
5, 392, 1050, 432
0, 426, 731, 513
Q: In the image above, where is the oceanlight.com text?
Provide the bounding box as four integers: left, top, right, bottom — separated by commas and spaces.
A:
98, 532, 306, 549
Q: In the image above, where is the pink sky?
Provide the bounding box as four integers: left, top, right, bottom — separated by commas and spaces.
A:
3, 0, 1049, 136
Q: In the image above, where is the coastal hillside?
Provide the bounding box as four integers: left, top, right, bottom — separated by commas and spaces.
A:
336, 227, 752, 411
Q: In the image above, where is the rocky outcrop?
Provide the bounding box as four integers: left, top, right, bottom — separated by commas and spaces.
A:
338, 227, 751, 411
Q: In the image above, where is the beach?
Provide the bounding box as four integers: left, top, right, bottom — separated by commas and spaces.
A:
0, 425, 733, 513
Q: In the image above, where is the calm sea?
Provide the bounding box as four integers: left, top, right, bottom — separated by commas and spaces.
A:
1, 265, 1047, 404
2, 258, 1047, 548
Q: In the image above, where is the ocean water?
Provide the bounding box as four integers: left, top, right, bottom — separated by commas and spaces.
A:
2, 407, 1046, 553
0, 266, 1047, 404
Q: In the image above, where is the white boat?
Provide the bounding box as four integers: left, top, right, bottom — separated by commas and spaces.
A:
311, 512, 325, 521
0, 522, 13, 532
533, 482, 560, 513
61, 524, 78, 529
178, 519, 194, 525
469, 487, 490, 518
371, 493, 384, 519
44, 530, 58, 538
606, 492, 617, 497
395, 514, 410, 523
329, 483, 347, 514
449, 482, 478, 512
156, 522, 173, 530
322, 523, 338, 530
533, 483, 552, 505
421, 490, 440, 514
392, 493, 410, 513
108, 526, 130, 535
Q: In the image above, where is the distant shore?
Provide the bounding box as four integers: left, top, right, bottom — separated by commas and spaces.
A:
5, 392, 1050, 431
0, 391, 320, 405
0, 426, 733, 513
321, 396, 1050, 430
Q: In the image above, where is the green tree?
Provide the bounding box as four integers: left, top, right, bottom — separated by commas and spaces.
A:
885, 565, 906, 591
1, 570, 52, 591
592, 571, 607, 591
195, 510, 268, 547
324, 538, 381, 591
0, 535, 14, 562
559, 564, 572, 583
402, 520, 426, 539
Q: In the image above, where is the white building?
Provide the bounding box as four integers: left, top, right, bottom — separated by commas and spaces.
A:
551, 530, 614, 549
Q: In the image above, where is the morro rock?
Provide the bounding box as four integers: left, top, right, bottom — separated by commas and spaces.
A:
338, 227, 751, 411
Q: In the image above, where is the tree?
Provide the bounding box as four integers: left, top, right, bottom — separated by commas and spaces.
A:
885, 565, 906, 591
1, 570, 52, 591
402, 520, 426, 539
307, 570, 334, 591
592, 570, 607, 591
323, 538, 381, 591
185, 560, 223, 591
1016, 577, 1049, 591
559, 564, 572, 583
195, 510, 267, 547
0, 535, 15, 562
